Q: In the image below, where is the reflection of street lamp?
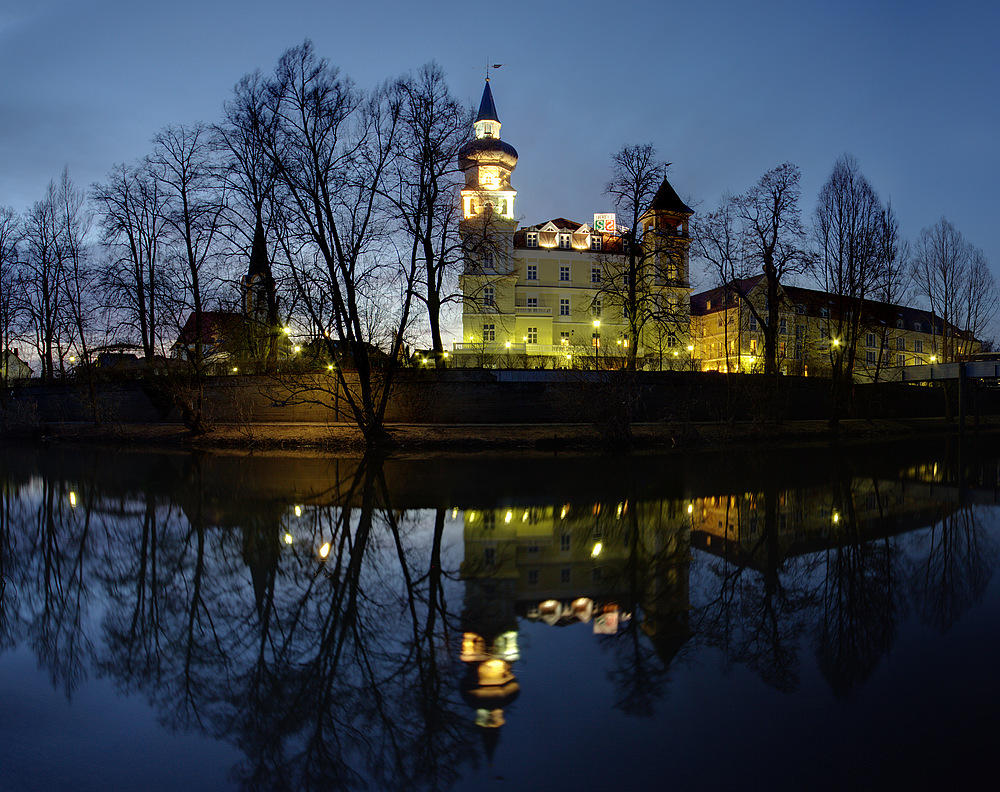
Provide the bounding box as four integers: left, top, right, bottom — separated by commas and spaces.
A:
593, 319, 601, 369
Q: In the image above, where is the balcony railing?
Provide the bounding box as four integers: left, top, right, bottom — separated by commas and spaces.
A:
514, 305, 553, 315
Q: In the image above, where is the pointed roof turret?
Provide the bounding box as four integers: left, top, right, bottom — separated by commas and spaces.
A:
649, 177, 693, 215
476, 78, 500, 124
247, 216, 272, 281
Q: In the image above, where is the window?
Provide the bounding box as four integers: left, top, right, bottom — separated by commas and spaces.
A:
867, 350, 876, 364
914, 321, 923, 332
866, 332, 876, 348
795, 324, 804, 339
794, 343, 802, 360
560, 331, 570, 343
590, 235, 602, 251
560, 533, 571, 551
780, 318, 787, 334
482, 251, 494, 269
483, 323, 495, 342
559, 298, 570, 316
897, 354, 906, 367
526, 263, 537, 281
749, 338, 757, 353
527, 327, 538, 344
820, 307, 829, 318
667, 335, 678, 348
482, 286, 494, 306
558, 233, 572, 249
527, 297, 537, 308
592, 332, 600, 348
559, 265, 570, 282
560, 567, 571, 584
897, 336, 905, 351
592, 300, 602, 317
748, 314, 757, 331
897, 318, 904, 329
795, 304, 805, 315
526, 232, 538, 248
591, 266, 601, 284
914, 340, 923, 353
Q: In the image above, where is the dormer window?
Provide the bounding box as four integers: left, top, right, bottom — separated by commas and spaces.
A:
483, 123, 494, 137
590, 235, 602, 251
526, 232, 538, 248
558, 233, 571, 249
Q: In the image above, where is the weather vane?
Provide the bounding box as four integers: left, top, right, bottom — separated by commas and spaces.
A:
482, 60, 503, 79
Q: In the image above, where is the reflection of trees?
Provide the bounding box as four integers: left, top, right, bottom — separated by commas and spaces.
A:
598, 502, 691, 717
908, 505, 998, 634
693, 487, 815, 693
89, 454, 474, 791
813, 479, 902, 701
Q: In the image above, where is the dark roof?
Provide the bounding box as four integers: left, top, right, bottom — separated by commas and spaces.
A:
648, 177, 693, 215
175, 311, 245, 346
247, 217, 272, 281
476, 79, 500, 123
690, 278, 977, 340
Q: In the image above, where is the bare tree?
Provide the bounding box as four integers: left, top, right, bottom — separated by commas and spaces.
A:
149, 124, 226, 432
22, 182, 68, 381
814, 156, 901, 416
734, 163, 811, 377
0, 206, 24, 374
912, 218, 996, 361
247, 41, 416, 445
92, 160, 168, 360
598, 143, 677, 370
388, 63, 468, 368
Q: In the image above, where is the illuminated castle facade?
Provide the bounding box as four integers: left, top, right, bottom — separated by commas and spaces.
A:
452, 80, 693, 369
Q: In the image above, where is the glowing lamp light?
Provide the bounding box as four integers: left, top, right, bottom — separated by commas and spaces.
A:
687, 503, 694, 514
522, 510, 529, 522
478, 658, 513, 686
593, 319, 601, 329
232, 366, 238, 373
451, 507, 459, 520
505, 341, 511, 349
930, 356, 937, 363
832, 512, 840, 524
327, 364, 334, 371
318, 542, 331, 559
293, 345, 301, 353
69, 491, 77, 508
283, 533, 293, 545
687, 344, 695, 352
591, 541, 603, 558
294, 505, 302, 517
673, 351, 679, 357
504, 510, 513, 524
283, 327, 292, 335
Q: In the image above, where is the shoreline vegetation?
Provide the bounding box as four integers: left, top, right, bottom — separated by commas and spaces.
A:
5, 416, 998, 457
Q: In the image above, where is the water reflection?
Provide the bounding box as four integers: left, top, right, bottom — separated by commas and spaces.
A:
1, 440, 999, 790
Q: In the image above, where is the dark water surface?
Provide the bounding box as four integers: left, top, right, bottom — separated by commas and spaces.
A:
2, 438, 999, 791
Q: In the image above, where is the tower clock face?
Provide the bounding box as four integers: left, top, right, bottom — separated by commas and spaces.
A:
480, 166, 499, 190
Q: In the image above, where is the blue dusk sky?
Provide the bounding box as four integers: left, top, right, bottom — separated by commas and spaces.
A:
2, 0, 997, 321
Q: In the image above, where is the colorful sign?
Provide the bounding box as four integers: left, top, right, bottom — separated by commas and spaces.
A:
593, 213, 616, 233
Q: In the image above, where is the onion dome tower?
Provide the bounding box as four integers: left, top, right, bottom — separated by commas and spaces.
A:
458, 78, 518, 224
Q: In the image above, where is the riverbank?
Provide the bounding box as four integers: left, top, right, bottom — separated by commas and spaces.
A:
9, 415, 1000, 455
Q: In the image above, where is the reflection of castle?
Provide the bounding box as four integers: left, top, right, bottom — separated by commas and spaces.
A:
691, 479, 959, 568
458, 499, 693, 735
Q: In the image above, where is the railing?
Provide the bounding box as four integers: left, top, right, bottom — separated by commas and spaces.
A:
514, 305, 553, 315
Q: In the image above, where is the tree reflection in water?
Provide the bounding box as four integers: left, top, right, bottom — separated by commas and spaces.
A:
0, 442, 999, 790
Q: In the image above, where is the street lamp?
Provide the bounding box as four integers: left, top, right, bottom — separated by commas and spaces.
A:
593, 319, 601, 369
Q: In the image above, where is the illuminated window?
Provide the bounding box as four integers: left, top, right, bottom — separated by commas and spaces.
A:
559, 265, 570, 282
483, 323, 495, 342
558, 233, 571, 249
592, 332, 600, 348
526, 232, 538, 248
591, 266, 601, 284
560, 298, 570, 316
527, 327, 538, 343
483, 286, 494, 306
590, 235, 602, 251
526, 263, 537, 281
749, 338, 757, 353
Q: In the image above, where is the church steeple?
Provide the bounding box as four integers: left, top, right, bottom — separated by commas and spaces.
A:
459, 79, 518, 222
